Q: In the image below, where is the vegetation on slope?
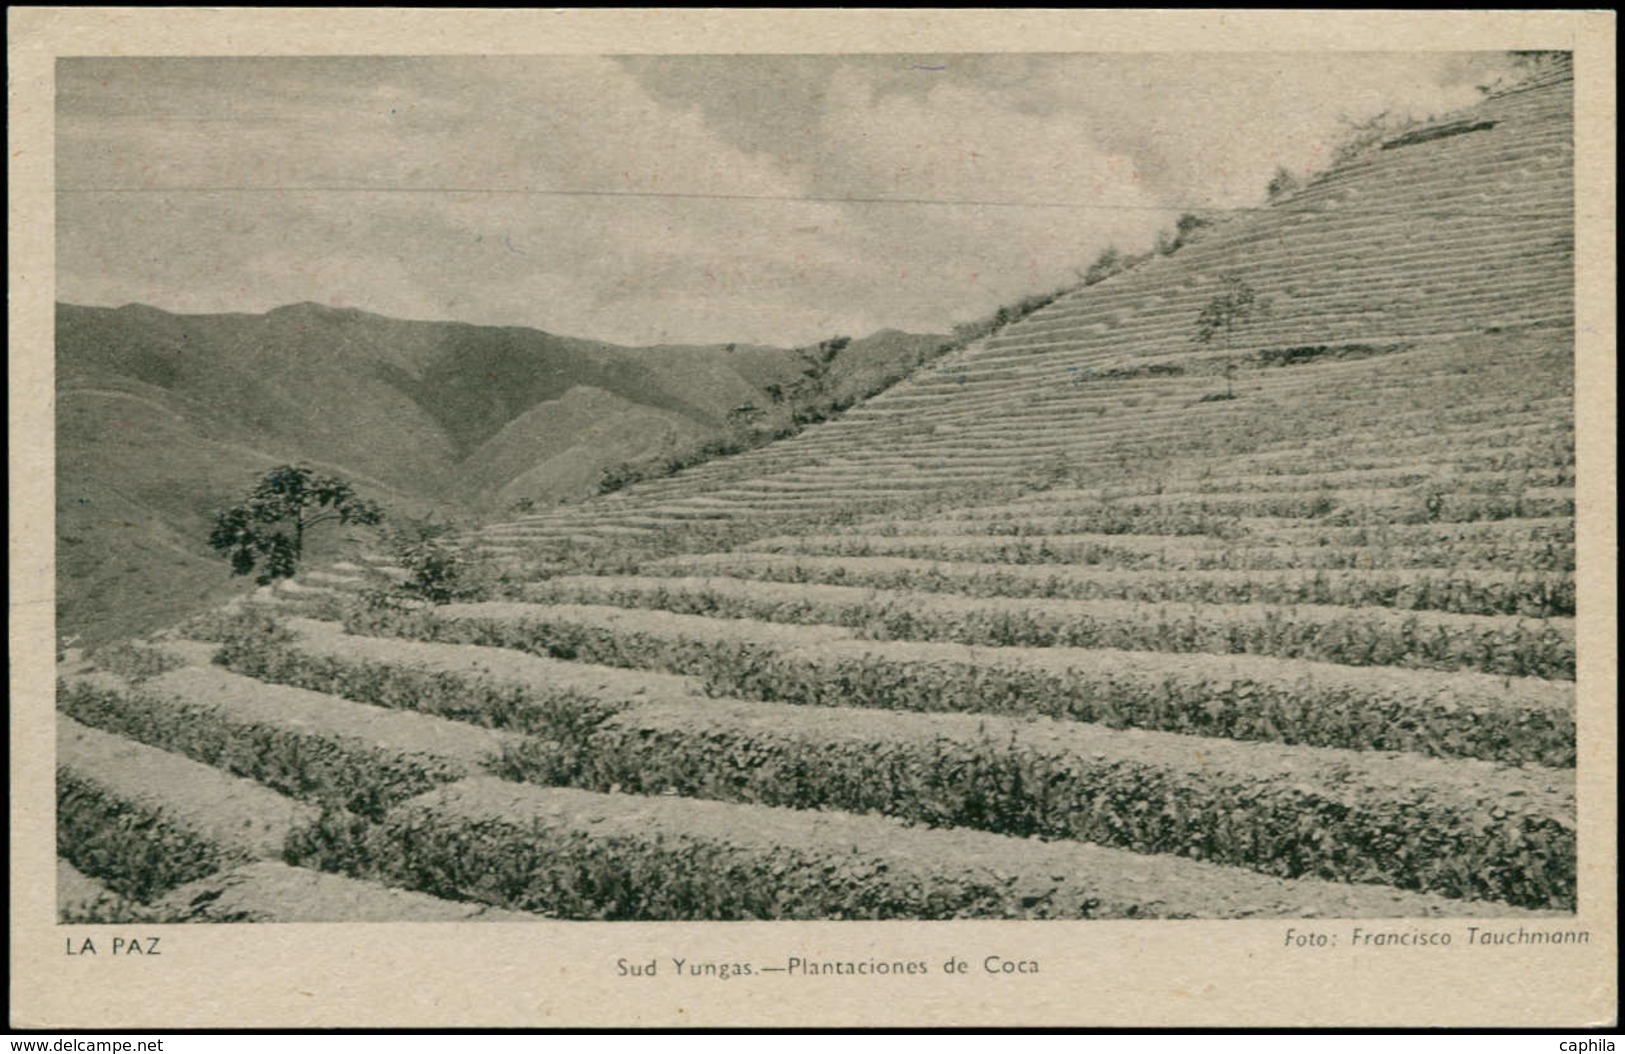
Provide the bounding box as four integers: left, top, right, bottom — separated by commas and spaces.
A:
55, 59, 1578, 923
55, 302, 947, 642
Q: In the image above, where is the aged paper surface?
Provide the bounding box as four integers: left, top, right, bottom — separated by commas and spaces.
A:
9, 8, 1616, 1029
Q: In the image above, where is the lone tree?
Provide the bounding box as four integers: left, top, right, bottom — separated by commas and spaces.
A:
209, 465, 383, 585
1193, 274, 1267, 350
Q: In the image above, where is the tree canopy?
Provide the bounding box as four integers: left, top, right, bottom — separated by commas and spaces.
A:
208, 465, 383, 585
1193, 275, 1267, 348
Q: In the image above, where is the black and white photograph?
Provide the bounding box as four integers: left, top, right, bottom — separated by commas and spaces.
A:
11, 8, 1615, 1030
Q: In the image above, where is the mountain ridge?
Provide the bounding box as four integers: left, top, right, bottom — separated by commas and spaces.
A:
57, 299, 950, 642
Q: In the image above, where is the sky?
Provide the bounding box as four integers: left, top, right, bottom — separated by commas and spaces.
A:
56, 53, 1516, 347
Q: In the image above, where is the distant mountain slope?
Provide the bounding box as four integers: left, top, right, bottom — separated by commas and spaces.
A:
453, 386, 716, 507
55, 386, 432, 646
56, 301, 947, 642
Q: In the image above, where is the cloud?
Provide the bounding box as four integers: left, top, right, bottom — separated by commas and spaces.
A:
57, 56, 805, 198
57, 53, 1517, 347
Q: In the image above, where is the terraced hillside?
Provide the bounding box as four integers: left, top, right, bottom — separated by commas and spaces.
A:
58, 65, 1578, 921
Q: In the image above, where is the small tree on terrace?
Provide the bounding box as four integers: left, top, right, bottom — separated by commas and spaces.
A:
1173, 212, 1212, 248
1193, 274, 1268, 350
1266, 166, 1302, 203
209, 465, 384, 585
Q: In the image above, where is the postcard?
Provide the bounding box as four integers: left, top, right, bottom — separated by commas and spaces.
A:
9, 8, 1616, 1030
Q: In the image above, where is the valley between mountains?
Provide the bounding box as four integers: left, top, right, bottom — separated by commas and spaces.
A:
55, 58, 1585, 925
